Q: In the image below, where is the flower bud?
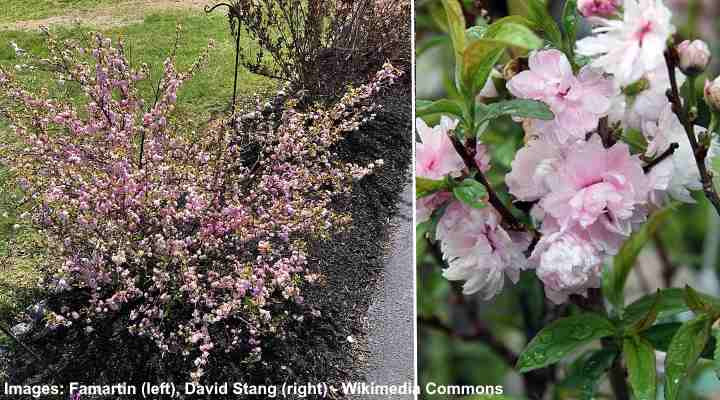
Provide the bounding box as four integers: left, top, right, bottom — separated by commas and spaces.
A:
677, 40, 711, 76
704, 77, 720, 112
578, 0, 620, 18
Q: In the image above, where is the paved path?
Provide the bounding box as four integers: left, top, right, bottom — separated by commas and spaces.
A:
359, 177, 414, 399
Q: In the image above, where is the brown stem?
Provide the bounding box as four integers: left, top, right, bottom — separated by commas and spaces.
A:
655, 233, 675, 287
598, 116, 615, 148
664, 49, 720, 216
643, 142, 679, 173
448, 133, 538, 239
573, 289, 631, 400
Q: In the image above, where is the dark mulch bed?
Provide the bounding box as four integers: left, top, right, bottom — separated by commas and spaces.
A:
0, 60, 411, 399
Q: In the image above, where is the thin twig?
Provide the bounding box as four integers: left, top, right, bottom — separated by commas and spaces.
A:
447, 133, 536, 238
664, 49, 720, 216
643, 142, 679, 173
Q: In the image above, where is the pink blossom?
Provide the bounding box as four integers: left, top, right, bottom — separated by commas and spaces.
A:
506, 135, 564, 202
507, 49, 616, 143
474, 142, 491, 173
578, 0, 621, 17
530, 219, 605, 303
437, 202, 531, 299
539, 137, 649, 244
416, 192, 451, 224
576, 0, 675, 86
415, 116, 464, 179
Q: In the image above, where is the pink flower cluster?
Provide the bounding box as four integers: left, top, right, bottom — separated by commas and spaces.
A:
0, 33, 400, 381
418, 12, 714, 302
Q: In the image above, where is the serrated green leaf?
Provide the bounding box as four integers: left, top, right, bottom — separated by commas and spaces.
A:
559, 348, 617, 399
477, 99, 554, 125
416, 99, 464, 118
625, 288, 720, 328
685, 285, 715, 314
665, 314, 714, 400
523, 0, 562, 47
605, 207, 674, 314
416, 177, 450, 198
631, 290, 661, 333
624, 334, 657, 400
562, 0, 578, 59
453, 178, 488, 209
517, 313, 616, 373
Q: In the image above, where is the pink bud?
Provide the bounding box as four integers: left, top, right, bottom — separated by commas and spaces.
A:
705, 77, 720, 112
578, 0, 620, 17
677, 40, 712, 75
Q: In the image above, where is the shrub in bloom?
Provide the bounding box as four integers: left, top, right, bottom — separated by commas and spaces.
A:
0, 33, 401, 381
507, 49, 616, 143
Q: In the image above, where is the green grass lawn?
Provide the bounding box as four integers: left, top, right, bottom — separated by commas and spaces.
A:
0, 0, 124, 23
0, 9, 278, 330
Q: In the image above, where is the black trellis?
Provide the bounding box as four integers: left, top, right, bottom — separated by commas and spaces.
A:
205, 2, 243, 114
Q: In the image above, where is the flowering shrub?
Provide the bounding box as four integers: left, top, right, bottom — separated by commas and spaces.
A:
0, 31, 400, 381
417, 0, 720, 398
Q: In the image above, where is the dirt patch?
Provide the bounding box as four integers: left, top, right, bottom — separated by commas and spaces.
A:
1, 0, 216, 31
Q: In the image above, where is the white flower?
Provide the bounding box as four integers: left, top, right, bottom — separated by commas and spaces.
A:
576, 0, 675, 86
644, 104, 703, 203
111, 251, 127, 265
609, 64, 685, 130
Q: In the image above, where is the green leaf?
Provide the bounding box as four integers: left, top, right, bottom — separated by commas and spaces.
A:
460, 21, 542, 97
624, 334, 657, 400
523, 0, 562, 47
453, 178, 488, 209
484, 21, 543, 50
685, 285, 714, 314
561, 0, 578, 59
416, 35, 450, 58
417, 177, 450, 198
560, 348, 618, 399
625, 288, 720, 328
605, 207, 674, 314
428, 1, 450, 32
461, 39, 506, 97
416, 99, 464, 118
517, 313, 616, 372
477, 99, 554, 126
664, 314, 714, 400
631, 290, 661, 333
441, 0, 467, 93
465, 26, 486, 42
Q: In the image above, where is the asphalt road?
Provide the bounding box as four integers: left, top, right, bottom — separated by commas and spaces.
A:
359, 178, 414, 399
